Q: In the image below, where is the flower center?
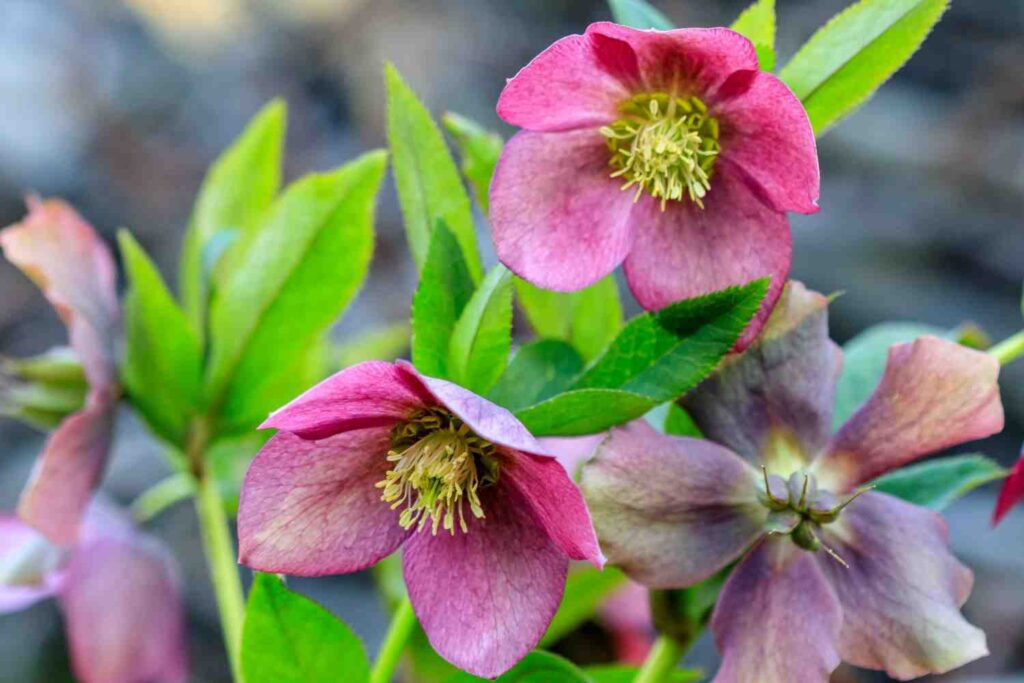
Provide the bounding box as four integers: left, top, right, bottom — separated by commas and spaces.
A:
376, 409, 500, 535
600, 93, 721, 210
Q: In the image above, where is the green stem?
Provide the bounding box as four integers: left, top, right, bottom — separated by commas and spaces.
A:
131, 472, 196, 523
990, 330, 1024, 366
370, 597, 417, 683
634, 635, 686, 683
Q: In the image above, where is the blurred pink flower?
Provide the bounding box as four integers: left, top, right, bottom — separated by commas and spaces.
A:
993, 445, 1024, 525
490, 22, 818, 349
237, 360, 602, 678
583, 282, 1003, 682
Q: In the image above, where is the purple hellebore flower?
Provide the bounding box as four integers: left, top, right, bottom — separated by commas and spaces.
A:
489, 22, 819, 349
0, 501, 188, 683
582, 282, 1004, 682
1, 198, 121, 544
236, 360, 603, 678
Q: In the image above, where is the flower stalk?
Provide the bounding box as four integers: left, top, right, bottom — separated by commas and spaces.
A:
634, 634, 687, 683
370, 597, 417, 683
989, 330, 1024, 366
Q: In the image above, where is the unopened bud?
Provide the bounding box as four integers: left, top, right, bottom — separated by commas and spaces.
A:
0, 347, 88, 430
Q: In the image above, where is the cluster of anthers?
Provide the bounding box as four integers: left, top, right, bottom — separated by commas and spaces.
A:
600, 93, 721, 210
376, 409, 500, 535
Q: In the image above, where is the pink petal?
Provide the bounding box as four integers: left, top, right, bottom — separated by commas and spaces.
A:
402, 481, 568, 678
0, 515, 63, 613
18, 397, 116, 545
60, 535, 188, 683
714, 69, 819, 214
260, 360, 429, 439
581, 421, 765, 588
993, 445, 1024, 525
818, 492, 987, 678
538, 433, 606, 478
237, 428, 410, 575
817, 337, 1003, 491
622, 164, 791, 350
711, 537, 842, 683
496, 31, 635, 131
682, 282, 841, 469
489, 128, 635, 292
0, 198, 119, 392
501, 449, 603, 567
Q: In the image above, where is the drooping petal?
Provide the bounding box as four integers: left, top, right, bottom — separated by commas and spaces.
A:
682, 282, 840, 471
237, 428, 410, 575
538, 433, 605, 479
993, 445, 1024, 525
0, 198, 119, 392
489, 128, 636, 292
402, 481, 568, 678
260, 360, 429, 439
0, 515, 63, 613
816, 337, 1003, 491
818, 492, 987, 679
581, 421, 765, 588
711, 537, 842, 683
622, 165, 790, 349
713, 69, 819, 214
60, 535, 188, 683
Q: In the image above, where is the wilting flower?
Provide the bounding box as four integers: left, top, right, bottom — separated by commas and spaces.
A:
490, 22, 818, 348
0, 502, 187, 683
1, 198, 121, 544
993, 445, 1024, 525
582, 282, 1003, 682
237, 360, 602, 677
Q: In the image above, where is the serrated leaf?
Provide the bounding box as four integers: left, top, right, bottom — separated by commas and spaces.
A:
179, 100, 285, 336
386, 64, 482, 282
206, 151, 386, 431
608, 0, 674, 30
779, 0, 949, 134
731, 0, 776, 70
119, 231, 202, 446
442, 112, 503, 213
445, 651, 591, 683
586, 665, 702, 683
447, 266, 514, 393
242, 574, 370, 683
871, 454, 1007, 510
488, 340, 584, 412
540, 566, 627, 647
515, 276, 623, 363
412, 222, 476, 378
516, 388, 657, 436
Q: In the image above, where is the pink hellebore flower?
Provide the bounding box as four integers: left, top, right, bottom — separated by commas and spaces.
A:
582, 282, 1004, 682
993, 444, 1024, 525
1, 198, 121, 544
490, 22, 819, 349
237, 360, 603, 678
0, 502, 188, 683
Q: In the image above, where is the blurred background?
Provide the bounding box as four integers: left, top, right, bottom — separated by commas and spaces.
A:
0, 0, 1022, 680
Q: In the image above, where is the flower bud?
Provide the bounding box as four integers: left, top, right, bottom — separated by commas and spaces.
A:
0, 347, 88, 430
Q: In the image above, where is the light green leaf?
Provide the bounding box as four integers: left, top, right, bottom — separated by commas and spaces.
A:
412, 222, 476, 378
445, 651, 591, 683
779, 0, 949, 134
327, 322, 410, 372
515, 388, 657, 437
242, 574, 370, 683
442, 112, 503, 213
540, 566, 627, 647
179, 100, 285, 336
119, 231, 202, 446
608, 0, 674, 30
516, 279, 572, 340
871, 454, 1007, 510
447, 266, 514, 393
516, 276, 623, 363
206, 151, 386, 430
488, 340, 584, 412
386, 64, 482, 282
665, 403, 703, 438
731, 0, 776, 70
586, 665, 702, 683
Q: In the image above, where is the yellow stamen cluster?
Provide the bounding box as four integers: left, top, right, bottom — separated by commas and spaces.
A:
376, 409, 500, 535
600, 93, 721, 210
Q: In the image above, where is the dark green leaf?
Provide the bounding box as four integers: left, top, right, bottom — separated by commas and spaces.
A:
731, 0, 776, 70
586, 665, 702, 683
447, 266, 514, 393
515, 388, 656, 437
445, 651, 591, 683
540, 566, 627, 647
442, 112, 503, 213
608, 0, 674, 30
488, 340, 584, 412
242, 574, 370, 683
871, 454, 1007, 510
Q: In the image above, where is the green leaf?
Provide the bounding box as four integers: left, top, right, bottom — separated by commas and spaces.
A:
871, 454, 1007, 510
179, 100, 285, 336
779, 0, 949, 135
327, 322, 410, 372
540, 566, 627, 647
386, 64, 482, 282
412, 222, 476, 378
119, 231, 202, 446
206, 151, 386, 430
608, 0, 674, 30
731, 0, 776, 70
586, 665, 702, 683
447, 266, 514, 393
442, 112, 503, 213
665, 403, 703, 438
515, 388, 657, 437
516, 276, 623, 363
516, 279, 572, 340
833, 322, 948, 428
242, 574, 370, 683
488, 340, 584, 412
445, 651, 591, 683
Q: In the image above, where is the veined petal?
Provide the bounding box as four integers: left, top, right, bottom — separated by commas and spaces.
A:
816, 337, 1003, 491
993, 445, 1024, 525
538, 433, 605, 479
237, 429, 410, 575
489, 128, 636, 292
0, 515, 63, 613
818, 492, 987, 679
581, 421, 764, 588
683, 282, 840, 471
402, 481, 568, 678
711, 537, 842, 683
